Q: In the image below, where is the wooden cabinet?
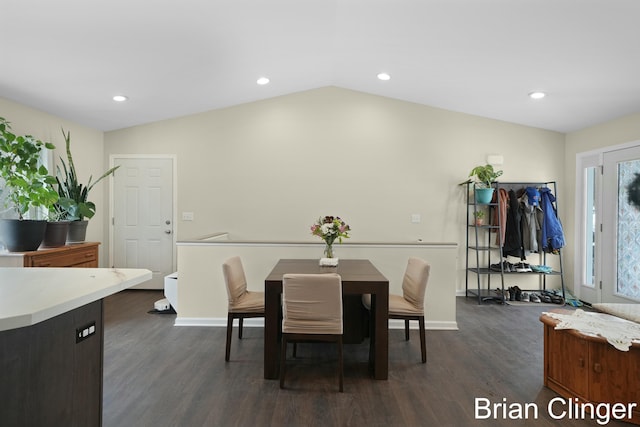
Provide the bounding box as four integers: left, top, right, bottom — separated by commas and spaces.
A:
541, 312, 640, 425
0, 242, 100, 268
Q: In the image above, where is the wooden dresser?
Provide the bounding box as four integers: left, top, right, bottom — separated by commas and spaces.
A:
541, 311, 640, 425
0, 242, 100, 268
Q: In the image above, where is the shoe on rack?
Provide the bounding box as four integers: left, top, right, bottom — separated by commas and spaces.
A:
512, 285, 522, 301
489, 261, 512, 272
490, 262, 502, 272
539, 294, 552, 303
531, 265, 552, 273
542, 289, 565, 304
504, 261, 516, 272
521, 292, 530, 302
550, 294, 564, 304
530, 293, 541, 303
514, 262, 533, 273
508, 287, 516, 301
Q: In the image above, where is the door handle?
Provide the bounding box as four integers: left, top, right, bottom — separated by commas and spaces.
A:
165, 230, 172, 234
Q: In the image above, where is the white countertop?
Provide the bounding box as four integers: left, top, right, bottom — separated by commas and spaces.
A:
0, 267, 152, 332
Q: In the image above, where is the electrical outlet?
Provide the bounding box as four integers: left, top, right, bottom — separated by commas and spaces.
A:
182, 212, 194, 221
411, 214, 421, 223
76, 321, 96, 343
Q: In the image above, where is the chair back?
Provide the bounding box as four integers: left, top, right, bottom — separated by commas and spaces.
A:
222, 256, 248, 307
282, 273, 343, 335
401, 257, 431, 311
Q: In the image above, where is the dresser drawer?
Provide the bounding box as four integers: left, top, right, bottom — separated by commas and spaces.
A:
30, 249, 97, 267
18, 243, 100, 268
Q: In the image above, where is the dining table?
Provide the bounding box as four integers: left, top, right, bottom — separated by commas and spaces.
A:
264, 258, 389, 380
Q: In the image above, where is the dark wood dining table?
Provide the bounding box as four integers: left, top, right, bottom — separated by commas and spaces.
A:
264, 259, 389, 380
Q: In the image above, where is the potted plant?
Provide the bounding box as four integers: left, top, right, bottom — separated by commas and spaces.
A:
41, 207, 70, 248
473, 210, 485, 226
0, 117, 59, 251
462, 164, 503, 204
55, 128, 119, 243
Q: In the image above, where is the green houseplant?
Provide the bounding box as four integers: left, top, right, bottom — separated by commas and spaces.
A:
462, 164, 503, 204
467, 164, 503, 188
0, 117, 59, 251
55, 128, 119, 242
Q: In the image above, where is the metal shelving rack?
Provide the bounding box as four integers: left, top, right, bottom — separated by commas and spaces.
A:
465, 181, 566, 304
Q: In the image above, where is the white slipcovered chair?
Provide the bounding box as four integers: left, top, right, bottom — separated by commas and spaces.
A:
279, 273, 344, 392
363, 257, 430, 363
222, 256, 264, 362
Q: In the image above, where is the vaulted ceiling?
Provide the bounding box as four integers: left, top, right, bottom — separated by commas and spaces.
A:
3, 0, 639, 133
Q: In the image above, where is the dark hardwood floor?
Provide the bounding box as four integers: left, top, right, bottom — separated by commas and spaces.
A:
103, 290, 626, 427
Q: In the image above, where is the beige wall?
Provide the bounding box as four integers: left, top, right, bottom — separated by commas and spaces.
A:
563, 112, 640, 293
0, 98, 108, 264
105, 87, 566, 292
7, 90, 640, 295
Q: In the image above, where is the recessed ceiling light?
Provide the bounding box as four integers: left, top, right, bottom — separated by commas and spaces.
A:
377, 73, 391, 81
112, 95, 128, 102
257, 77, 270, 85
528, 91, 546, 100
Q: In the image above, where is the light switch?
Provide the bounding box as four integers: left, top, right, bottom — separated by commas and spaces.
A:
411, 214, 421, 223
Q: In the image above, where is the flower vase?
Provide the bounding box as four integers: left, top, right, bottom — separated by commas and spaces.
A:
320, 242, 339, 266
324, 243, 334, 258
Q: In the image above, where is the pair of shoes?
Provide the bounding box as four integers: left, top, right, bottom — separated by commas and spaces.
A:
541, 290, 564, 304
530, 293, 541, 303
531, 265, 553, 273
514, 262, 532, 273
494, 288, 510, 301
490, 261, 513, 272
503, 261, 515, 272
508, 285, 522, 301
539, 294, 552, 303
520, 292, 530, 302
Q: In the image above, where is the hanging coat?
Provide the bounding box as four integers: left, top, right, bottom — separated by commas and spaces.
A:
540, 187, 565, 252
492, 188, 509, 247
519, 192, 541, 254
503, 189, 524, 259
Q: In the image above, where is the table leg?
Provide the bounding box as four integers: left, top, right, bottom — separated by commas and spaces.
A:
264, 284, 281, 379
372, 291, 389, 380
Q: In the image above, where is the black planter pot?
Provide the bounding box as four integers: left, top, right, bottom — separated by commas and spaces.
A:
0, 219, 47, 252
42, 221, 70, 248
67, 220, 88, 244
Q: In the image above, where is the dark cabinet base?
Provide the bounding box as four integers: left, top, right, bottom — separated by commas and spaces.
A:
0, 300, 103, 427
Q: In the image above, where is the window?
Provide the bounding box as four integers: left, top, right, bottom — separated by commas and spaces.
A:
575, 152, 600, 303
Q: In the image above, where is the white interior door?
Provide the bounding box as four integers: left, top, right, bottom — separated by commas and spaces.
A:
602, 145, 640, 303
111, 157, 174, 289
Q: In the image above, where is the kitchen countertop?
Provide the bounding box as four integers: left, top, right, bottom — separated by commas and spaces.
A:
0, 267, 151, 332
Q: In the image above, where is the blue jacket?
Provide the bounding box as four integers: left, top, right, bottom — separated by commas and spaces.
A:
539, 187, 565, 252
